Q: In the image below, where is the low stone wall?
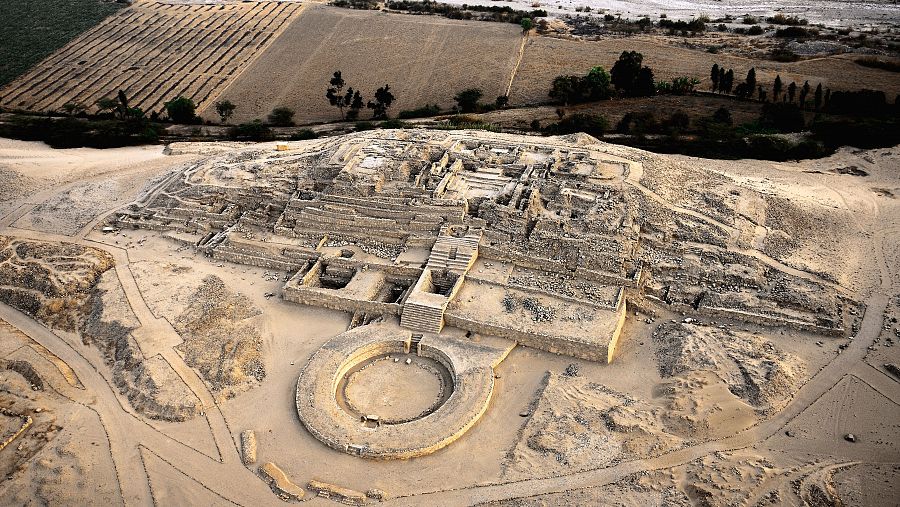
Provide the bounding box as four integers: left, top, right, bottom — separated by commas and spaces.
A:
283, 285, 401, 316
479, 245, 633, 287
645, 295, 846, 336
443, 313, 610, 362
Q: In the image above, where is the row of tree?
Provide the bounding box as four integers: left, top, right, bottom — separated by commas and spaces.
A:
710, 63, 830, 111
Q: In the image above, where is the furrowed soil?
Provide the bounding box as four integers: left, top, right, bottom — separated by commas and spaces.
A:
205, 4, 523, 124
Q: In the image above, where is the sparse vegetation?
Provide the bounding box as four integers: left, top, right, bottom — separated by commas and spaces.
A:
766, 14, 808, 26
383, 0, 546, 25
854, 57, 900, 73
398, 104, 443, 119
228, 120, 275, 141
268, 107, 296, 127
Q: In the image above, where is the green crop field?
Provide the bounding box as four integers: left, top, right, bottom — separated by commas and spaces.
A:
0, 0, 123, 87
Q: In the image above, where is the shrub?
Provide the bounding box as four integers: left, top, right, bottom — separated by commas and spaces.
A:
656, 76, 700, 95
854, 57, 900, 73
398, 104, 442, 119
355, 121, 375, 131
268, 107, 295, 127
616, 111, 657, 135
747, 25, 764, 35
545, 113, 608, 137
378, 119, 408, 129
331, 0, 379, 9
775, 26, 811, 38
228, 120, 274, 141
827, 89, 888, 116
770, 46, 800, 62
454, 88, 484, 113
759, 102, 805, 132
0, 115, 159, 148
811, 116, 900, 149
766, 14, 808, 26
289, 129, 317, 140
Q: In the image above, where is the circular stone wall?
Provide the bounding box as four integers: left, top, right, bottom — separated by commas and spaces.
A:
295, 321, 498, 459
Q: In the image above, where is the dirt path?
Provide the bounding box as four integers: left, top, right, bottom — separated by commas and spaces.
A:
0, 303, 277, 507
505, 33, 528, 99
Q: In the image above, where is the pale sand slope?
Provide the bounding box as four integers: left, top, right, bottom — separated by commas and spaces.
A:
0, 139, 197, 234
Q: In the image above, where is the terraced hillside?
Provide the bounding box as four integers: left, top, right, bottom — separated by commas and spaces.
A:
0, 0, 303, 116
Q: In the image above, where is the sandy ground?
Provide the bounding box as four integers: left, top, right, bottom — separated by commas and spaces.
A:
0, 135, 896, 506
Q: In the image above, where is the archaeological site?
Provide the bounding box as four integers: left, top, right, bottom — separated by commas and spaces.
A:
0, 0, 898, 505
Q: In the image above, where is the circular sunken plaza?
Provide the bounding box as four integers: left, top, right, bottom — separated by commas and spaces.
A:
295, 320, 514, 459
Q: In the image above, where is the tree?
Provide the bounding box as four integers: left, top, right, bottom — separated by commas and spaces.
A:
745, 68, 757, 97
495, 95, 509, 108
710, 63, 720, 92
824, 88, 831, 110
117, 90, 130, 119
549, 75, 581, 105
367, 85, 395, 119
347, 90, 364, 120
584, 66, 612, 99
712, 106, 732, 125
611, 51, 654, 97
723, 69, 734, 94
454, 88, 484, 113
268, 107, 295, 126
787, 81, 797, 103
663, 110, 690, 135
634, 67, 655, 97
773, 75, 783, 101
814, 83, 823, 111
61, 102, 86, 116
96, 97, 120, 116
520, 17, 533, 33
164, 96, 197, 123
215, 100, 236, 124
799, 80, 811, 109
718, 67, 726, 94
326, 71, 348, 119
758, 85, 767, 102
611, 51, 643, 93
